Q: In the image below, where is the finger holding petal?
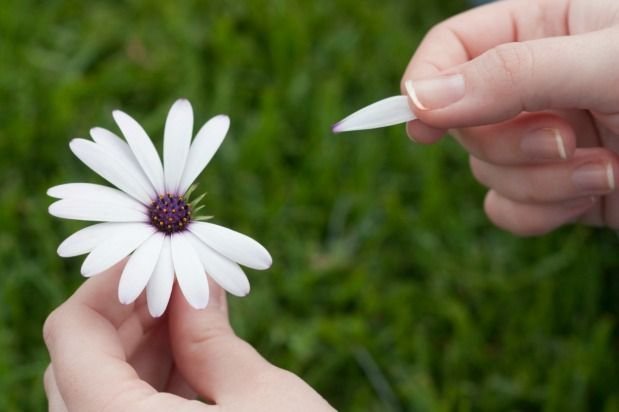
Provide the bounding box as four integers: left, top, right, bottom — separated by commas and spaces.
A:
171, 233, 209, 309
118, 232, 165, 305
44, 266, 212, 412
164, 99, 193, 194
81, 223, 156, 277
188, 232, 250, 297
189, 221, 272, 270
113, 110, 165, 194
146, 236, 175, 317
178, 115, 230, 194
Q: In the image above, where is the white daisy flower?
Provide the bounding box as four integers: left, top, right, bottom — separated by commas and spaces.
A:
48, 99, 272, 317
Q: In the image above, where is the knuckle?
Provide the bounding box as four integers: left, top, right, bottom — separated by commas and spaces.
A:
454, 129, 486, 160
42, 309, 62, 348
43, 365, 54, 393
423, 23, 450, 47
188, 316, 235, 348
485, 42, 536, 106
472, 139, 492, 162
469, 156, 489, 186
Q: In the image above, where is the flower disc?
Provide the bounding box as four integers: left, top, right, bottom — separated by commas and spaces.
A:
149, 194, 191, 234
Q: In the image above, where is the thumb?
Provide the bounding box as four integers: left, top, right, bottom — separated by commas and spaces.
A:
405, 27, 619, 129
168, 281, 273, 404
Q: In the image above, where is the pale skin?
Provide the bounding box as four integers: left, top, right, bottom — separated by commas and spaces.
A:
44, 0, 619, 408
43, 261, 335, 412
402, 0, 619, 235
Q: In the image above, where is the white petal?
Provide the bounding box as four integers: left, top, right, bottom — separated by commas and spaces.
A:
81, 223, 156, 277
188, 233, 250, 296
49, 199, 148, 222
146, 236, 174, 317
57, 222, 132, 257
332, 95, 416, 133
178, 115, 229, 194
189, 221, 272, 270
163, 99, 193, 194
171, 233, 209, 309
118, 232, 165, 304
113, 110, 165, 195
70, 138, 153, 204
90, 127, 157, 199
47, 183, 146, 212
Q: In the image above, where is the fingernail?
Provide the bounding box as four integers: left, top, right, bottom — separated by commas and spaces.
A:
405, 74, 465, 111
571, 162, 615, 193
520, 128, 567, 160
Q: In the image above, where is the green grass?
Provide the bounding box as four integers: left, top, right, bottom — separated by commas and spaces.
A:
1, 0, 619, 410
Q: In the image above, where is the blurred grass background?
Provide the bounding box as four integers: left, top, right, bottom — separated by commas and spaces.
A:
1, 0, 619, 410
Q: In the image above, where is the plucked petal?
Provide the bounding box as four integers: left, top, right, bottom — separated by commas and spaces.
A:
332, 95, 416, 133
163, 99, 193, 194
57, 222, 132, 257
69, 138, 153, 204
171, 233, 209, 309
178, 115, 229, 194
188, 233, 250, 296
118, 232, 165, 304
49, 199, 148, 222
90, 127, 157, 199
189, 221, 272, 270
113, 110, 165, 194
81, 223, 156, 277
146, 236, 174, 317
47, 183, 146, 212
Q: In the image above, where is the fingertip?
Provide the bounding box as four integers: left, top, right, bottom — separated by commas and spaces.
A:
171, 277, 226, 310
484, 190, 598, 237
168, 283, 197, 320
405, 120, 446, 144
483, 192, 536, 237
551, 124, 576, 160
168, 281, 230, 342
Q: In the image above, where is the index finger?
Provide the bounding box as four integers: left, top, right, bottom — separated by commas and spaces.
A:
43, 264, 155, 409
401, 0, 570, 141
43, 263, 214, 411
404, 0, 571, 80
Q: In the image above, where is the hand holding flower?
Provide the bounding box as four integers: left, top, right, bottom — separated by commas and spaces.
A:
43, 263, 335, 411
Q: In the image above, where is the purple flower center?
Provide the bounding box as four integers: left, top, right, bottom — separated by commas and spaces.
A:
149, 194, 191, 234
